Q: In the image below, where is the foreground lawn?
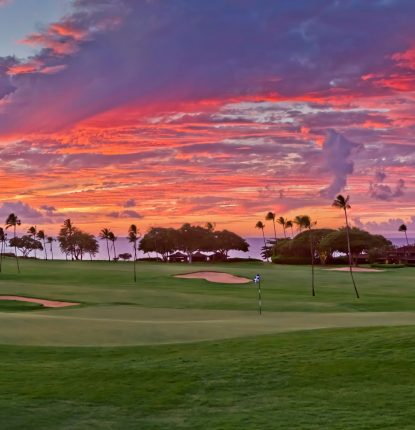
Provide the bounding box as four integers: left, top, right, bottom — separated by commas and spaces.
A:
1, 326, 415, 429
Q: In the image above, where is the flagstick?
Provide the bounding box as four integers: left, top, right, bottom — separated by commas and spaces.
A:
258, 279, 262, 315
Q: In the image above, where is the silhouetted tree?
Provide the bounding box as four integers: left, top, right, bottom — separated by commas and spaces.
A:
27, 226, 38, 258
9, 235, 43, 258
398, 224, 409, 246
99, 228, 112, 261
47, 236, 54, 260
36, 230, 48, 260
255, 220, 267, 253
5, 213, 21, 272
128, 224, 140, 282
108, 231, 117, 261
0, 227, 6, 272
265, 212, 277, 242
294, 215, 317, 296
332, 194, 360, 298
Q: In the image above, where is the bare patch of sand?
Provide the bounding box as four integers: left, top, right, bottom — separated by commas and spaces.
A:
175, 271, 252, 284
0, 296, 80, 308
324, 267, 384, 273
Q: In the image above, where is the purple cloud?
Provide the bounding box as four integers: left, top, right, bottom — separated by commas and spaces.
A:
108, 210, 143, 219
319, 130, 361, 198
1, 0, 415, 134
0, 201, 44, 222
370, 178, 405, 201
123, 199, 136, 208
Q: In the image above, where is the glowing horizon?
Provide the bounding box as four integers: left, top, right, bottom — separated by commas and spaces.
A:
0, 0, 414, 238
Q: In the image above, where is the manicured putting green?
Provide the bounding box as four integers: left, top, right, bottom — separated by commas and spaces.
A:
1, 258, 415, 346
1, 306, 415, 346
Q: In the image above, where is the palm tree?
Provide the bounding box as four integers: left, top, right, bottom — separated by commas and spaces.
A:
332, 194, 360, 299
294, 215, 305, 232
286, 220, 294, 238
294, 215, 317, 296
0, 227, 6, 272
255, 221, 268, 261
265, 212, 277, 242
99, 228, 112, 261
47, 236, 54, 260
108, 231, 117, 261
128, 224, 140, 282
276, 216, 289, 238
27, 226, 38, 258
63, 219, 75, 260
398, 224, 409, 246
5, 213, 21, 273
37, 230, 48, 260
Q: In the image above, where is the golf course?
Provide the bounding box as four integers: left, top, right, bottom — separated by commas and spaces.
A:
1, 258, 415, 429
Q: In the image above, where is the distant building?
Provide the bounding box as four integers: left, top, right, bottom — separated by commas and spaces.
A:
376, 245, 415, 265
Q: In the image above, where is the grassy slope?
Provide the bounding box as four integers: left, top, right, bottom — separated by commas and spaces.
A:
1, 326, 415, 429
1, 259, 415, 428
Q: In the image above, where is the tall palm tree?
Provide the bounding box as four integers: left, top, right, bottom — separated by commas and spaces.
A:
128, 224, 140, 282
108, 231, 117, 261
398, 224, 409, 246
63, 219, 75, 260
0, 227, 6, 272
47, 236, 54, 260
332, 194, 360, 299
286, 220, 294, 238
255, 221, 268, 261
265, 212, 277, 242
294, 215, 305, 232
5, 213, 21, 273
37, 230, 48, 260
294, 215, 317, 296
99, 228, 112, 261
276, 216, 288, 238
27, 226, 38, 258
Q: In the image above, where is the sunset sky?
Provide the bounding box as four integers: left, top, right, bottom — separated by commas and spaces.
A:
0, 0, 414, 237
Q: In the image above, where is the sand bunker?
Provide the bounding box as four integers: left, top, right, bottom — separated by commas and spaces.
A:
324, 267, 384, 273
0, 296, 79, 308
176, 271, 252, 284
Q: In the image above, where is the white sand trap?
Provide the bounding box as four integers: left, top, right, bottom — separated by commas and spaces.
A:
176, 271, 252, 284
324, 267, 384, 272
0, 296, 79, 308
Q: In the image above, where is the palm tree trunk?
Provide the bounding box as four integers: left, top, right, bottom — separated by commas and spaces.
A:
133, 244, 137, 282
113, 241, 117, 261
106, 239, 110, 261
309, 230, 315, 296
404, 231, 409, 246
50, 243, 54, 260
272, 221, 277, 242
14, 225, 20, 273
261, 228, 269, 261
344, 208, 359, 298
43, 239, 48, 260
0, 240, 3, 272
282, 225, 287, 239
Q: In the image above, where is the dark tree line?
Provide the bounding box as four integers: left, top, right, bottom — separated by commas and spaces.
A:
139, 223, 249, 262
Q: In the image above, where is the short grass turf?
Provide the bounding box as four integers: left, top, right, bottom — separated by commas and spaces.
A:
1, 326, 415, 429
1, 257, 415, 314
0, 300, 43, 312
1, 259, 415, 428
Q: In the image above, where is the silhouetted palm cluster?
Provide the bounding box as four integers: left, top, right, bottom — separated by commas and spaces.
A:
256, 194, 381, 299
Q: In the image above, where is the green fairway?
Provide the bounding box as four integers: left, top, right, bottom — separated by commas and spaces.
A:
1, 326, 415, 429
0, 300, 43, 312
1, 258, 414, 428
